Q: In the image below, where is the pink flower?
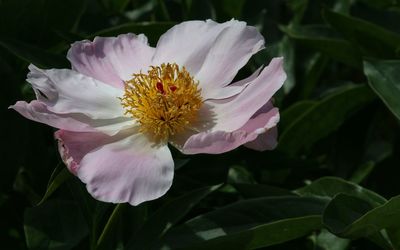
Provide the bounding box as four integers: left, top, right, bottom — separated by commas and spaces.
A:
10, 20, 286, 205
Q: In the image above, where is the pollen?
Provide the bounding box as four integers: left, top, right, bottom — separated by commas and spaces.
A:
120, 63, 203, 142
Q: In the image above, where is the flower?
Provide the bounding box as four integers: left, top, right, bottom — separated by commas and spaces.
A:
10, 20, 286, 205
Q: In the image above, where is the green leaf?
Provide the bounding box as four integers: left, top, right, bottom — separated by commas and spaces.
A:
227, 165, 256, 184
281, 25, 361, 67
349, 161, 375, 184
299, 53, 329, 99
128, 184, 221, 250
100, 0, 130, 14
277, 36, 296, 94
24, 200, 89, 250
313, 229, 350, 250
233, 183, 295, 198
322, 194, 400, 248
159, 196, 327, 249
278, 85, 376, 156
295, 176, 387, 207
124, 1, 157, 21
174, 158, 190, 170
0, 38, 67, 68
37, 165, 71, 206
97, 204, 126, 250
364, 59, 400, 120
279, 100, 317, 132
92, 22, 175, 46
323, 9, 400, 59
0, 0, 89, 45
212, 0, 245, 19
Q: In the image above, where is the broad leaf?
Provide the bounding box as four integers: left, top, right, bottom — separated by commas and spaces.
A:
278, 85, 376, 156
92, 22, 175, 46
279, 100, 316, 132
364, 59, 400, 120
323, 9, 400, 59
296, 176, 386, 207
323, 194, 400, 248
128, 184, 221, 249
281, 25, 361, 67
0, 38, 67, 68
38, 165, 71, 205
233, 183, 295, 198
158, 196, 327, 249
24, 200, 88, 250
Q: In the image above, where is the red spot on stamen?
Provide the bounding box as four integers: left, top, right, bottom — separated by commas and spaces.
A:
169, 85, 177, 92
156, 81, 165, 94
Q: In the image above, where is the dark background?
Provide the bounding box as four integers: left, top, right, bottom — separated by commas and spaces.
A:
1, 0, 400, 249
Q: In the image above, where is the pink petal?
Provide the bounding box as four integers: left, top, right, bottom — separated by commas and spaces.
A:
55, 130, 111, 174
204, 67, 262, 100
56, 129, 174, 205
153, 20, 228, 75
67, 34, 155, 88
194, 22, 264, 91
245, 127, 278, 151
153, 20, 264, 99
26, 65, 125, 119
174, 105, 279, 154
10, 100, 135, 136
12, 100, 92, 133
205, 57, 286, 133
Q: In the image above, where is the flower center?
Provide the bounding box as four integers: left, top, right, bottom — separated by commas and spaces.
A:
121, 63, 202, 141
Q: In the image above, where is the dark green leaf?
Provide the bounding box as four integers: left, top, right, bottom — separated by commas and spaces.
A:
233, 183, 295, 198
278, 85, 376, 156
314, 229, 350, 250
279, 100, 317, 132
277, 36, 296, 93
172, 216, 322, 250
100, 0, 130, 14
0, 38, 67, 68
159, 196, 327, 249
281, 25, 361, 67
37, 165, 71, 206
349, 161, 375, 184
97, 204, 126, 250
24, 200, 88, 250
322, 194, 400, 248
296, 176, 387, 207
92, 22, 175, 46
227, 166, 256, 184
364, 59, 400, 120
299, 53, 329, 99
128, 184, 221, 250
0, 0, 88, 45
323, 9, 400, 59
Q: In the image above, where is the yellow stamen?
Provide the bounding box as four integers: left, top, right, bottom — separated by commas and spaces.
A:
120, 63, 202, 142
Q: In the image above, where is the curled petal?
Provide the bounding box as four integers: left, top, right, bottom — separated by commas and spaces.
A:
153, 20, 264, 98
26, 65, 125, 119
203, 67, 262, 100
68, 34, 155, 88
205, 57, 286, 133
56, 129, 174, 205
172, 104, 279, 154
10, 100, 135, 135
245, 127, 278, 151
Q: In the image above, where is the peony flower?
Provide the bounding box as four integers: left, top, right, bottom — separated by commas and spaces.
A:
10, 20, 286, 205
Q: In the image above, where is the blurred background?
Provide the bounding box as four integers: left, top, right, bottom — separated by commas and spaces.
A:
1, 0, 400, 249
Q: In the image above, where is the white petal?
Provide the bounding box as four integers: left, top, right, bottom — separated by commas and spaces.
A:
153, 20, 264, 96
67, 34, 155, 88
205, 57, 285, 132
69, 131, 174, 205
27, 65, 125, 119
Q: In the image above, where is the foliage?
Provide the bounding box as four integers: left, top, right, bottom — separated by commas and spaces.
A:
1, 0, 400, 249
